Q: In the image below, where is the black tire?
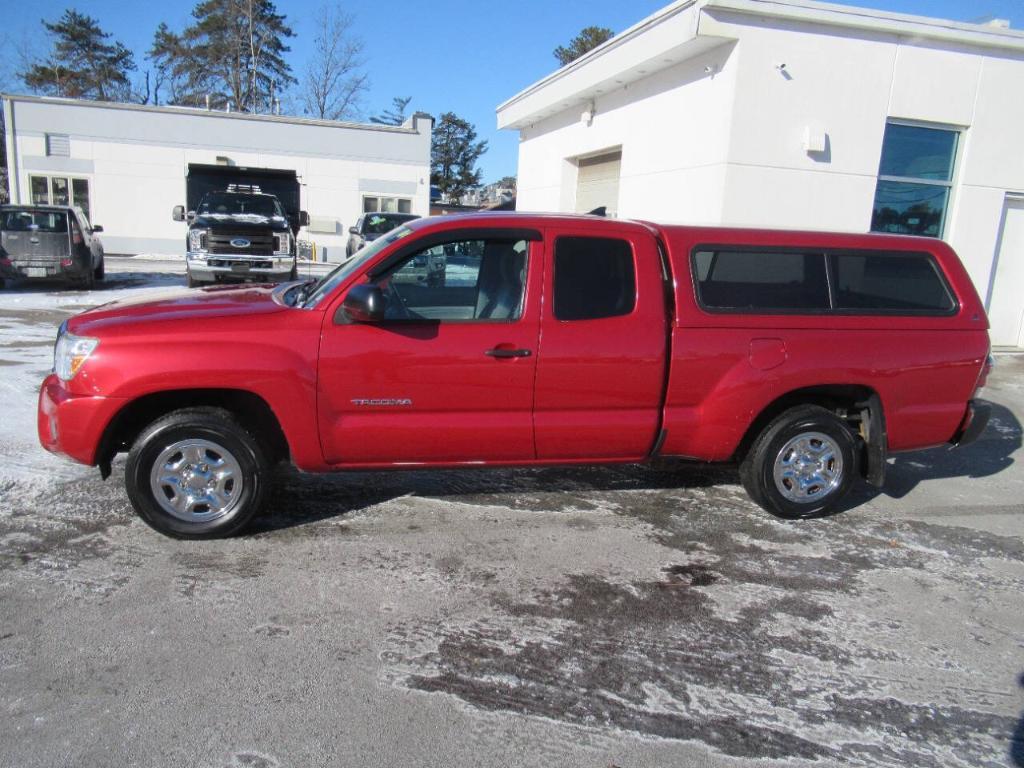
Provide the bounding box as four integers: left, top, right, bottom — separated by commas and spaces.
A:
94, 257, 105, 281
739, 405, 860, 520
289, 264, 298, 281
77, 268, 95, 291
124, 407, 269, 539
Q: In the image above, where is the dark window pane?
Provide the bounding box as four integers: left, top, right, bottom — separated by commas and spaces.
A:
30, 176, 49, 205
832, 253, 954, 313
50, 177, 70, 207
72, 179, 90, 222
379, 239, 527, 321
693, 250, 829, 311
870, 180, 949, 237
554, 237, 635, 320
878, 123, 957, 181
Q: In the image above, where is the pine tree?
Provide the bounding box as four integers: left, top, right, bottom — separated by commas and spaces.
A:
431, 112, 488, 203
22, 10, 136, 100
370, 96, 412, 126
149, 0, 296, 112
553, 26, 614, 66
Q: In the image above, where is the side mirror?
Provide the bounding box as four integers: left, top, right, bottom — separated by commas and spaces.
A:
172, 205, 185, 222
348, 226, 360, 235
338, 283, 386, 323
186, 210, 196, 222
91, 224, 104, 233
298, 210, 310, 227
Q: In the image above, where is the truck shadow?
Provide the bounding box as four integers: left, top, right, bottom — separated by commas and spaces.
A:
253, 400, 1020, 534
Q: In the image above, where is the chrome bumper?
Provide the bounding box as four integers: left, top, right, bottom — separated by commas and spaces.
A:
187, 252, 295, 281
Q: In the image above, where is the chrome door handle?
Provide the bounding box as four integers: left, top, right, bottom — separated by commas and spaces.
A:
485, 348, 532, 358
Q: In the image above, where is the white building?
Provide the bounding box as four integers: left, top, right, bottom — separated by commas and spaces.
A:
2, 94, 433, 259
497, 0, 1024, 349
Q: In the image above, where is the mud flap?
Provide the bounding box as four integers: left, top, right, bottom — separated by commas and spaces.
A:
859, 395, 887, 488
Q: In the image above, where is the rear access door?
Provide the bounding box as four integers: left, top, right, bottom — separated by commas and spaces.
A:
534, 225, 668, 460
0, 209, 72, 277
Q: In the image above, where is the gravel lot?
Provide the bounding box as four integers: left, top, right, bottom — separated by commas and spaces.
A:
1, 259, 1023, 768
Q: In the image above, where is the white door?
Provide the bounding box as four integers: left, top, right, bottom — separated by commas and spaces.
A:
575, 151, 621, 217
987, 198, 1024, 348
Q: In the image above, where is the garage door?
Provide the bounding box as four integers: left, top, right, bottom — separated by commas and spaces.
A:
987, 198, 1024, 349
575, 151, 621, 217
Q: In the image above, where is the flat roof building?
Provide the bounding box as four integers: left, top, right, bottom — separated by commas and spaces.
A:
498, 0, 1024, 349
2, 94, 433, 260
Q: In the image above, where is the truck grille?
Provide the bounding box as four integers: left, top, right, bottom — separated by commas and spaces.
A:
208, 231, 275, 256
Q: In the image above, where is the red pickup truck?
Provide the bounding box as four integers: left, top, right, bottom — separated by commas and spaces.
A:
38, 213, 991, 538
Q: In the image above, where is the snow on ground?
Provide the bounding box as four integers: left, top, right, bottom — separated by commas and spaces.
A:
0, 263, 189, 487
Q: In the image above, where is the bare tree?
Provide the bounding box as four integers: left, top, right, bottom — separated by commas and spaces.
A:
302, 4, 368, 121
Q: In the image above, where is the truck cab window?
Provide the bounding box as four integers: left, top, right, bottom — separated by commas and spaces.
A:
375, 239, 528, 322
554, 236, 636, 320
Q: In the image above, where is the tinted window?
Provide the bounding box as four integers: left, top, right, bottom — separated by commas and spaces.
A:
832, 253, 955, 313
694, 250, 829, 311
376, 239, 528, 321
1, 210, 69, 233
554, 237, 635, 320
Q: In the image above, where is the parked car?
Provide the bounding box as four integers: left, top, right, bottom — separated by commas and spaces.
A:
0, 205, 104, 289
346, 212, 419, 257
39, 213, 991, 539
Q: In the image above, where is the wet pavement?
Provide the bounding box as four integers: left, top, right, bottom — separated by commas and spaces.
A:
1, 262, 1022, 767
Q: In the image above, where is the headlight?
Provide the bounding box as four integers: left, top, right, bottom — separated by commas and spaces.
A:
54, 324, 99, 381
274, 232, 292, 256
188, 228, 209, 252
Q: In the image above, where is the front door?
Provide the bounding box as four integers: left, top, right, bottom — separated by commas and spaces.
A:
988, 198, 1024, 349
318, 233, 542, 464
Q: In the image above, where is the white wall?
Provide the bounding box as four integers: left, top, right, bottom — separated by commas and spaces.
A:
5, 97, 432, 259
507, 5, 1024, 306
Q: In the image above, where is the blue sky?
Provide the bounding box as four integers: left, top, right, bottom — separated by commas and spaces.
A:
2, 0, 1023, 183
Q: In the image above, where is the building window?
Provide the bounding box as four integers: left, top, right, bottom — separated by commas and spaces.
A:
28, 175, 91, 220
45, 133, 70, 157
871, 122, 958, 238
363, 195, 412, 214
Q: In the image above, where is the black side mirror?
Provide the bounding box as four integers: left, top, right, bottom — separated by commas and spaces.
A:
172, 205, 185, 222
338, 283, 386, 323
299, 210, 310, 227
348, 226, 359, 235
91, 224, 103, 233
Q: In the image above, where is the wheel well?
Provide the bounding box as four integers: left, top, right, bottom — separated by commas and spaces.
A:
96, 389, 290, 476
734, 385, 882, 471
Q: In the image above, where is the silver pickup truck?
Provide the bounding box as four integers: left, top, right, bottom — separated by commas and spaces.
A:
0, 205, 105, 289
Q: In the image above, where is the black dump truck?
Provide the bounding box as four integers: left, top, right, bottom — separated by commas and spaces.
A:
172, 164, 309, 287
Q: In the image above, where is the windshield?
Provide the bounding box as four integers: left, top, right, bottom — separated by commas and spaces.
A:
300, 225, 415, 308
197, 193, 284, 218
364, 213, 418, 236
1, 210, 69, 232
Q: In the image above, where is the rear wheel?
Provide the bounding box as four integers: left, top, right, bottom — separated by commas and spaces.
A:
76, 268, 95, 291
124, 407, 269, 539
739, 405, 860, 519
94, 257, 105, 281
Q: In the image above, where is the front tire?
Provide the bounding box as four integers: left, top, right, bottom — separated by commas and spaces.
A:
124, 407, 269, 539
739, 405, 860, 520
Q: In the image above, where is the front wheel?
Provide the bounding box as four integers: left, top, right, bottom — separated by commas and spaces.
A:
124, 407, 269, 539
739, 405, 860, 520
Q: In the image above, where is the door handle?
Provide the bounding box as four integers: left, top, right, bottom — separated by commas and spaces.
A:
485, 347, 532, 358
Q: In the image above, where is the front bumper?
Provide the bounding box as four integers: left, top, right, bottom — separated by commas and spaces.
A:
38, 374, 125, 465
187, 252, 294, 281
950, 400, 991, 447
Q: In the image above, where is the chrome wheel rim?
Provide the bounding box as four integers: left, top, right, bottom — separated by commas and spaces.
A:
772, 431, 844, 504
149, 439, 244, 523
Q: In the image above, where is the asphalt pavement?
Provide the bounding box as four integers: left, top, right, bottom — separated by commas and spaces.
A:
1, 260, 1022, 767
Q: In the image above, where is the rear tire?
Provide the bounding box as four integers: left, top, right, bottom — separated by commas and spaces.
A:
739, 405, 860, 520
94, 257, 105, 281
124, 407, 269, 539
77, 268, 95, 291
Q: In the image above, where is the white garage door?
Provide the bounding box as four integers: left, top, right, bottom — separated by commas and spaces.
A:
987, 198, 1024, 349
575, 151, 621, 217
